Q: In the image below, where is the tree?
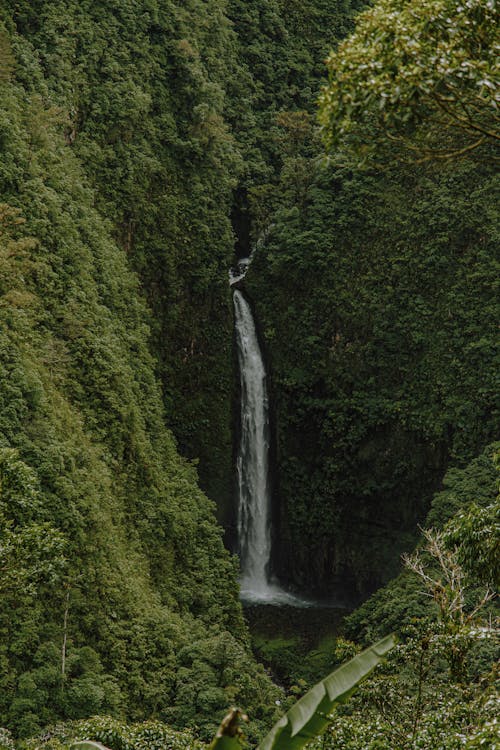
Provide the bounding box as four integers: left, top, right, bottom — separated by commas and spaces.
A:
318, 0, 500, 164
443, 455, 500, 590
403, 528, 496, 682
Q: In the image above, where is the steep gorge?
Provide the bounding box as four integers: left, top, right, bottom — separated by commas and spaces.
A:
5, 0, 495, 602
0, 0, 498, 738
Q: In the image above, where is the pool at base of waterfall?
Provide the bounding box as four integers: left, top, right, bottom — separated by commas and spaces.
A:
239, 576, 351, 609
239, 577, 315, 607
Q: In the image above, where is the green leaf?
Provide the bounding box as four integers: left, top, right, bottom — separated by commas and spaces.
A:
257, 633, 396, 750
71, 743, 111, 750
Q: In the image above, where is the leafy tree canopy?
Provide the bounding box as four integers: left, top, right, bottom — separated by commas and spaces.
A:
318, 0, 500, 163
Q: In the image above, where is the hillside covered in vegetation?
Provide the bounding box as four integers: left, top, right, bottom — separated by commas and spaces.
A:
0, 0, 289, 739
0, 0, 498, 747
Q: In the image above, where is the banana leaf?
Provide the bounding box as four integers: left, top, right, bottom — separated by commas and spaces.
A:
257, 633, 395, 750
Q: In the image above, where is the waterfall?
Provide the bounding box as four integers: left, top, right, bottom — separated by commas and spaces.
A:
233, 289, 310, 606
234, 290, 273, 596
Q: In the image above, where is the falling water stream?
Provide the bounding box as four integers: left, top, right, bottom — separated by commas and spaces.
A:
233, 287, 311, 606
234, 290, 272, 595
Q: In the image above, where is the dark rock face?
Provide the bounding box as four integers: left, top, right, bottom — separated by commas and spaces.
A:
274, 429, 448, 600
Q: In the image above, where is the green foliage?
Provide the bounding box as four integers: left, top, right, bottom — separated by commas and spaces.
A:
319, 0, 500, 163
1, 0, 243, 512
1, 0, 367, 615
426, 443, 500, 528
463, 705, 499, 749
226, 0, 363, 246
8, 643, 124, 737
164, 632, 282, 743
252, 635, 304, 685
0, 729, 15, 750
325, 452, 499, 749
209, 738, 239, 750
204, 636, 394, 750
208, 709, 246, 750
320, 677, 498, 749
443, 449, 500, 586
247, 605, 347, 691
22, 716, 205, 750
1, 0, 362, 527
71, 717, 205, 750
0, 0, 497, 743
447, 501, 500, 588
402, 528, 497, 683
252, 633, 352, 691
320, 506, 498, 749
0, 24, 14, 83
258, 634, 395, 750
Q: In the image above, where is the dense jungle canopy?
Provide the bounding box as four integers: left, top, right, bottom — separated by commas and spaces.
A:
0, 0, 498, 747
